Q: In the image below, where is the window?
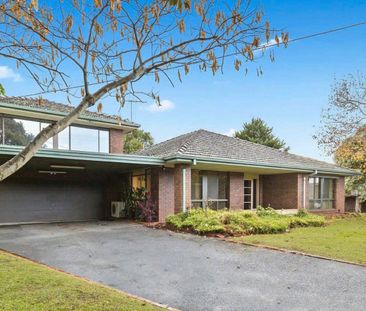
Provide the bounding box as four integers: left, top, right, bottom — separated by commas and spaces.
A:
308, 177, 335, 210
0, 116, 110, 153
191, 171, 227, 209
132, 169, 151, 192
70, 126, 99, 152
244, 179, 257, 210
58, 127, 70, 150
99, 130, 109, 153
3, 118, 39, 146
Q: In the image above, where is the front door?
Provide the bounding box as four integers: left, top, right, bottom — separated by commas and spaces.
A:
244, 179, 257, 210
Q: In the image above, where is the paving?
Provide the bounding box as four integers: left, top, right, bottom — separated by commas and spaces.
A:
0, 222, 365, 311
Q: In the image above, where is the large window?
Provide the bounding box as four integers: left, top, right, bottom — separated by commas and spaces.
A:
0, 116, 109, 153
308, 177, 335, 210
191, 170, 228, 209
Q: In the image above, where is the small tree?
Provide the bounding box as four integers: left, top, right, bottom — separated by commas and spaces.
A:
0, 83, 5, 96
124, 129, 154, 154
0, 0, 287, 181
315, 73, 366, 155
234, 117, 289, 151
335, 126, 366, 202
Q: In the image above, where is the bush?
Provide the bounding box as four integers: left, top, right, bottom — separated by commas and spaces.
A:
166, 208, 325, 236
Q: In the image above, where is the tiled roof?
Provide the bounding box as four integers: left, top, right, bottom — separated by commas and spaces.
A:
138, 129, 357, 175
0, 96, 139, 127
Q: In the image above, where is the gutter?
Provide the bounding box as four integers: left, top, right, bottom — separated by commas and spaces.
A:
0, 145, 164, 166
164, 155, 360, 176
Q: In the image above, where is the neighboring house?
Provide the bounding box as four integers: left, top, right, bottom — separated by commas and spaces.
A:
0, 97, 358, 225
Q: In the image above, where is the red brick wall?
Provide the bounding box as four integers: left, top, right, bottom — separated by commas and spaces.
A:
174, 164, 191, 214
109, 129, 124, 154
151, 167, 175, 222
228, 172, 244, 210
335, 176, 345, 213
261, 173, 300, 209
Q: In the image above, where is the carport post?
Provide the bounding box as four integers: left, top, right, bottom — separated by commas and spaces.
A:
182, 167, 187, 212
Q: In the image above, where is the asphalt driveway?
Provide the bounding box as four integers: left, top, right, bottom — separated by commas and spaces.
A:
0, 222, 365, 311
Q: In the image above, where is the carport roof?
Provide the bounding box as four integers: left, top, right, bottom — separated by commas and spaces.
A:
0, 145, 164, 166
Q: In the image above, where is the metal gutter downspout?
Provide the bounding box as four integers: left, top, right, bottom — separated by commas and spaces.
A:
182, 167, 187, 212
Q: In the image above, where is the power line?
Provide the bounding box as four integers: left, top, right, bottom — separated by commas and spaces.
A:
19, 20, 366, 98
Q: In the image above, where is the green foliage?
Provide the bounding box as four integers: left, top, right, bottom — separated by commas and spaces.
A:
166, 208, 325, 236
234, 117, 289, 151
240, 214, 366, 264
0, 83, 5, 96
255, 206, 278, 217
0, 251, 163, 311
124, 129, 154, 154
3, 118, 34, 146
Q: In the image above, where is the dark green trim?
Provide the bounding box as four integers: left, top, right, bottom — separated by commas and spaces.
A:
0, 145, 164, 166
164, 154, 359, 176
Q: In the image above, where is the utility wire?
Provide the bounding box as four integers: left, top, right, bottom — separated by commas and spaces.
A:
19, 20, 366, 98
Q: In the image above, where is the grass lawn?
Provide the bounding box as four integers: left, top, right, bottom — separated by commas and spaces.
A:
0, 251, 164, 311
233, 214, 366, 265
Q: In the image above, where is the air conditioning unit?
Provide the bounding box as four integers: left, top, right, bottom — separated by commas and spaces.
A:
111, 201, 126, 218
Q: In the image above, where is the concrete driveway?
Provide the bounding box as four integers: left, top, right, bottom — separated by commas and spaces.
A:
0, 222, 365, 311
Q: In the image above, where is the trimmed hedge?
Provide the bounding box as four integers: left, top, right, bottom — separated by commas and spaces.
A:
166, 207, 325, 235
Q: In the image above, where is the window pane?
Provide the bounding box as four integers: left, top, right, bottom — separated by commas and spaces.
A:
40, 122, 53, 149
207, 174, 219, 200
70, 126, 98, 152
132, 174, 146, 190
191, 170, 202, 200
323, 179, 334, 199
218, 173, 227, 200
99, 130, 109, 153
58, 127, 70, 150
4, 118, 39, 146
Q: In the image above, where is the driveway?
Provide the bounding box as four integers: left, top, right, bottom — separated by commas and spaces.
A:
0, 222, 365, 311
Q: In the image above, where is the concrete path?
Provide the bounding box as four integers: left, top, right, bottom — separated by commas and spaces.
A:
0, 222, 365, 311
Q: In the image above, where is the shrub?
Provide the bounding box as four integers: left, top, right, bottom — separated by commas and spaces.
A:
256, 206, 278, 217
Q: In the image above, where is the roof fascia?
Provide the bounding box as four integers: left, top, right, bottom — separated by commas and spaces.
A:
0, 145, 164, 166
164, 155, 359, 176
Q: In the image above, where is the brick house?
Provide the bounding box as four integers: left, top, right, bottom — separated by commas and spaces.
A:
0, 97, 358, 225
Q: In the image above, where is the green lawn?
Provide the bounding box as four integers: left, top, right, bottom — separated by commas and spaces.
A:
0, 251, 164, 311
233, 214, 366, 265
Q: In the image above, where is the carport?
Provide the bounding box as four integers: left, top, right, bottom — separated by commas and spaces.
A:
0, 146, 163, 225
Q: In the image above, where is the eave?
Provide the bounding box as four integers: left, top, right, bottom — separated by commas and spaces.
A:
0, 102, 139, 131
0, 145, 164, 166
163, 154, 360, 176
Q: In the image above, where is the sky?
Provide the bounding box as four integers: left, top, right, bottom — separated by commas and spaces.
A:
1, 0, 366, 162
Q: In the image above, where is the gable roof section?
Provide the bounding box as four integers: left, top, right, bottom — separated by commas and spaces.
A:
0, 96, 139, 128
138, 129, 357, 175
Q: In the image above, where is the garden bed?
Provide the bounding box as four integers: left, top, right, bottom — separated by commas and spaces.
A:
165, 207, 325, 236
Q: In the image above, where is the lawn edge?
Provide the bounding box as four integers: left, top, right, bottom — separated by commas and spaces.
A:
225, 239, 366, 268
0, 248, 180, 311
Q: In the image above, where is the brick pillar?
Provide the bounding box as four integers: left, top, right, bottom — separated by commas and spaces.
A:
228, 172, 244, 210
109, 129, 124, 154
335, 177, 345, 213
151, 167, 175, 222
174, 164, 191, 214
